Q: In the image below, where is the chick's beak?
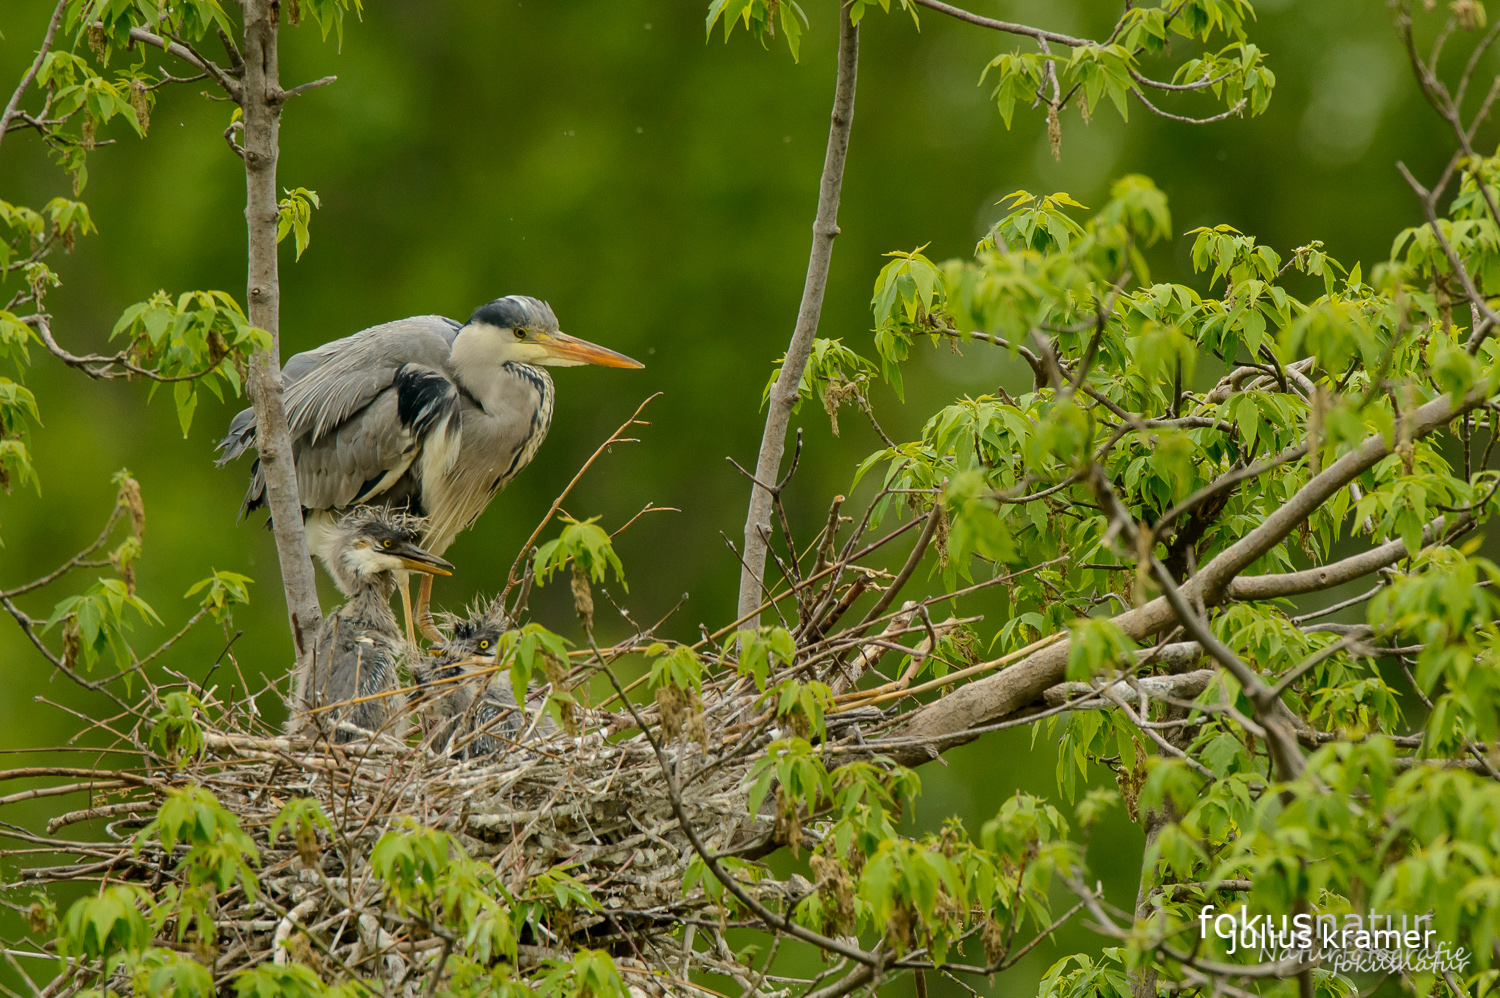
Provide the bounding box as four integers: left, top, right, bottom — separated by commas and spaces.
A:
393, 541, 453, 577
540, 331, 645, 369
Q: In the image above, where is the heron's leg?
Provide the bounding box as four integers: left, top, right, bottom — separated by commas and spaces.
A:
397, 574, 419, 651
416, 573, 444, 642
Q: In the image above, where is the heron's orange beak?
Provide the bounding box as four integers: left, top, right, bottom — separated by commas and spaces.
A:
392, 540, 454, 577
540, 331, 644, 369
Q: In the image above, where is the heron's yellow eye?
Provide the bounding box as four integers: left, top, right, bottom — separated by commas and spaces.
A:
478, 639, 491, 650
382, 539, 393, 549
513, 328, 526, 340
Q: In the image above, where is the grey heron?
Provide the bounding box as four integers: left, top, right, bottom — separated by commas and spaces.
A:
216, 296, 643, 639
290, 507, 454, 741
410, 597, 555, 758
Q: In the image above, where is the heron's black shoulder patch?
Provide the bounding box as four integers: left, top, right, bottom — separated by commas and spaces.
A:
394, 365, 459, 438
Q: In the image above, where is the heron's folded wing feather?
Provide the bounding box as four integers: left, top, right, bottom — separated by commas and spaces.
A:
292, 389, 417, 510
215, 315, 460, 462
283, 316, 460, 445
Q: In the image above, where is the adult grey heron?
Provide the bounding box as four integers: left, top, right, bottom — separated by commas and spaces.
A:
410, 597, 554, 758
290, 508, 453, 741
216, 296, 643, 639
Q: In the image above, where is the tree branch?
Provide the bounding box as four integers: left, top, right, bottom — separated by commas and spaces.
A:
0, 0, 66, 159
887, 388, 1487, 762
1226, 514, 1467, 600
241, 0, 323, 674
596, 658, 882, 969
908, 0, 1089, 47
126, 26, 242, 101
737, 0, 859, 622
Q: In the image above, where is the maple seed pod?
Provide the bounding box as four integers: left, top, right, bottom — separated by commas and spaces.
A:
775, 786, 803, 858
61, 617, 82, 672
1453, 0, 1483, 31
295, 822, 320, 867
982, 915, 1006, 965
810, 852, 856, 936
27, 902, 49, 935
113, 551, 137, 595
655, 683, 686, 741
207, 329, 229, 366
130, 79, 151, 136
885, 905, 915, 952
685, 686, 708, 748
117, 474, 146, 540
570, 562, 594, 633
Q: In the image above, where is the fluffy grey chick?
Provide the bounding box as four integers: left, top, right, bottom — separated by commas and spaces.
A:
411, 598, 555, 759
290, 508, 452, 741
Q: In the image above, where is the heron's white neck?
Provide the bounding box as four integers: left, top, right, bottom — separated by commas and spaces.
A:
449, 324, 553, 413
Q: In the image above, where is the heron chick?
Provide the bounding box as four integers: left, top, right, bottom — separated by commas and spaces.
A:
410, 598, 555, 759
216, 296, 643, 640
291, 508, 453, 741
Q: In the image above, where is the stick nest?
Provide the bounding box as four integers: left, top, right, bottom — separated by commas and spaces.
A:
1, 659, 887, 998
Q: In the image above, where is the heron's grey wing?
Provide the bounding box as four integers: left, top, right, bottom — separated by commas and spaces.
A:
215, 315, 461, 464
283, 316, 460, 446
292, 365, 461, 512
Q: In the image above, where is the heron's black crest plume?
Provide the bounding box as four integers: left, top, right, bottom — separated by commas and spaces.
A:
469, 296, 558, 332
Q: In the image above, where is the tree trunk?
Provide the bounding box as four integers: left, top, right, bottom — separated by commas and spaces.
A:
736, 1, 859, 622
241, 0, 323, 670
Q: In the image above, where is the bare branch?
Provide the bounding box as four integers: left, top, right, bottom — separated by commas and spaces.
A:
125, 26, 242, 101
0, 0, 66, 159
908, 0, 1089, 47
1128, 66, 1235, 92
738, 0, 859, 622
24, 313, 228, 383
501, 394, 658, 606
274, 75, 337, 101
1131, 88, 1246, 124
240, 0, 323, 673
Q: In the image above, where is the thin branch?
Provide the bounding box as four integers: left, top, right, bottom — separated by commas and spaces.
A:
738, 0, 860, 622
850, 500, 944, 633
1153, 444, 1308, 541
25, 314, 229, 383
274, 76, 337, 101
501, 394, 658, 605
596, 656, 882, 969
908, 0, 1089, 47
1128, 65, 1234, 92
1131, 88, 1246, 124
125, 26, 242, 101
0, 0, 67, 159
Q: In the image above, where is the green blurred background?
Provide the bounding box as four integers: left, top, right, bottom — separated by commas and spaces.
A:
0, 0, 1469, 993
